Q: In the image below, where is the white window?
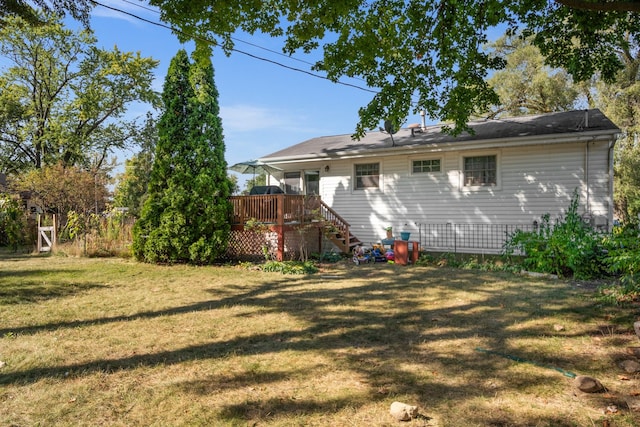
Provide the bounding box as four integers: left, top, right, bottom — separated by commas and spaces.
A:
412, 158, 441, 174
354, 163, 379, 190
463, 155, 497, 187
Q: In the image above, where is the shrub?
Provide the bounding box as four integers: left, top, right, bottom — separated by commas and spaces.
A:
503, 192, 607, 279
260, 260, 318, 275
0, 194, 27, 250
596, 221, 640, 303
57, 208, 133, 257
603, 222, 640, 277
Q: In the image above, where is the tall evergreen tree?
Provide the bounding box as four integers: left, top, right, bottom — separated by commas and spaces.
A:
132, 49, 232, 264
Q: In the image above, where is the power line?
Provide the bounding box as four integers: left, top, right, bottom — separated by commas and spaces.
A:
117, 0, 321, 69
89, 0, 379, 94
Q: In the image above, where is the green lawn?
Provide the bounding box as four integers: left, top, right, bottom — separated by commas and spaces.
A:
1, 251, 638, 426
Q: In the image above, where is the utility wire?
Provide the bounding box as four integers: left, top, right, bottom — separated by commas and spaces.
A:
117, 0, 321, 69
89, 0, 379, 94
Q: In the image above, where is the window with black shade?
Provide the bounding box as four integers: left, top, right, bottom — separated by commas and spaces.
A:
354, 163, 379, 190
463, 155, 497, 186
412, 159, 441, 174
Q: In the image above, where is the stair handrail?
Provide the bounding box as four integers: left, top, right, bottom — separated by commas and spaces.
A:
315, 199, 351, 253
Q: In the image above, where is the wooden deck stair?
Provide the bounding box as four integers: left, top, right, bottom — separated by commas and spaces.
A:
315, 200, 362, 253
229, 194, 362, 257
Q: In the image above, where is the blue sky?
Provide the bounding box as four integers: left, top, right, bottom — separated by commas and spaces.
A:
85, 0, 429, 189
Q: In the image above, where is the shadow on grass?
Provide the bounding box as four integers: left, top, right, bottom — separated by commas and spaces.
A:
0, 276, 294, 335
0, 268, 104, 304
0, 263, 634, 425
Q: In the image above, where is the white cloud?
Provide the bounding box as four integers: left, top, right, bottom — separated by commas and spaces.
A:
220, 104, 310, 133
90, 0, 159, 25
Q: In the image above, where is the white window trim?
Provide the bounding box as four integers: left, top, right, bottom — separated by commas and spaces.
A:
409, 155, 444, 176
459, 150, 502, 191
352, 161, 383, 193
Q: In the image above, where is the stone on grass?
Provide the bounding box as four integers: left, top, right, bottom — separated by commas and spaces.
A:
634, 321, 640, 340
574, 375, 605, 393
619, 359, 640, 373
390, 401, 418, 421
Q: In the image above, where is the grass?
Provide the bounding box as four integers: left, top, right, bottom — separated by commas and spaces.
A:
1, 250, 639, 426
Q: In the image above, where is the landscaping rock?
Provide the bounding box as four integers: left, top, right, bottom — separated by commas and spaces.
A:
619, 359, 640, 373
390, 401, 418, 421
634, 321, 640, 340
574, 375, 605, 393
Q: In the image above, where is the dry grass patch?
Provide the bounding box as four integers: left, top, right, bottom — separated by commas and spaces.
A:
1, 251, 639, 426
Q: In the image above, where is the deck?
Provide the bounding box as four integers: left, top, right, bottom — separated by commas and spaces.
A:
230, 194, 320, 226
228, 195, 359, 260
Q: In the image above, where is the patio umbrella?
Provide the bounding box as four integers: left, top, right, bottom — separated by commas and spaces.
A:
228, 160, 282, 180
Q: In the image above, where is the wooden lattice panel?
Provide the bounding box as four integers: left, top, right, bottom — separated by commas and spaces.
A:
225, 226, 323, 262
225, 229, 269, 261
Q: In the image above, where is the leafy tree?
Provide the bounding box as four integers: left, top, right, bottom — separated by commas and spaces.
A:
0, 193, 27, 249
228, 173, 240, 195
150, 0, 639, 136
614, 138, 640, 222
485, 33, 580, 117
112, 113, 158, 217
0, 0, 92, 27
0, 13, 159, 173
132, 48, 233, 265
14, 162, 110, 224
241, 173, 266, 195
592, 31, 640, 222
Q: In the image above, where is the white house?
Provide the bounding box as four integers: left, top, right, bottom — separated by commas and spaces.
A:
257, 109, 620, 253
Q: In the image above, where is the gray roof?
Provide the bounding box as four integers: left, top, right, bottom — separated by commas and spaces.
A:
260, 109, 620, 162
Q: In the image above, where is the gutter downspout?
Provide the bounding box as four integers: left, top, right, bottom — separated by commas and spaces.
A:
584, 109, 591, 215
608, 137, 617, 230
585, 141, 590, 215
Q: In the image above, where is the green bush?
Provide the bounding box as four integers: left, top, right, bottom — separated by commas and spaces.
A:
603, 222, 640, 277
310, 250, 343, 263
0, 194, 27, 250
260, 260, 319, 275
503, 192, 606, 279
597, 277, 640, 305
597, 222, 640, 303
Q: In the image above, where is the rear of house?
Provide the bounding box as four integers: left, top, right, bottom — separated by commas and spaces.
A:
257, 109, 619, 253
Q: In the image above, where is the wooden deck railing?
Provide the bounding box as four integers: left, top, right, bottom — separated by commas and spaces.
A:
229, 194, 356, 254
229, 194, 317, 225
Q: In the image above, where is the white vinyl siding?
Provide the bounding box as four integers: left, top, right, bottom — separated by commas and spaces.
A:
271, 139, 613, 247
